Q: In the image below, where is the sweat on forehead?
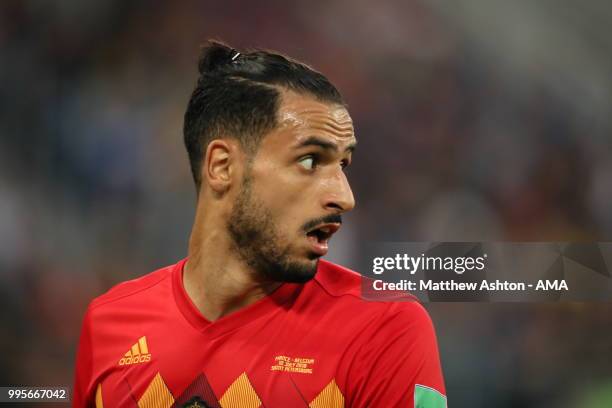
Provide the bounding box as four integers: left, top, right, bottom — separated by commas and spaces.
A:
276, 91, 354, 139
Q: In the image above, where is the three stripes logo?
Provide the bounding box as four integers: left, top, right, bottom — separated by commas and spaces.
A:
118, 336, 151, 366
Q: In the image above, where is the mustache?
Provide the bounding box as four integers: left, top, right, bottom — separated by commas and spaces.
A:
301, 214, 343, 233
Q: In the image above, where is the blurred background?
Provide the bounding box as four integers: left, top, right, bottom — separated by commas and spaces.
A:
1, 0, 611, 406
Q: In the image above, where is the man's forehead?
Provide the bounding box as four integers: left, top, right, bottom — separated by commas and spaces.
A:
276, 92, 355, 142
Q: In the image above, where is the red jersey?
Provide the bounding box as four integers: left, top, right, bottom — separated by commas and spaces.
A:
73, 259, 446, 407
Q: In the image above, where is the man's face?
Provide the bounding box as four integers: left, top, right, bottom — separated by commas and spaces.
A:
227, 91, 356, 283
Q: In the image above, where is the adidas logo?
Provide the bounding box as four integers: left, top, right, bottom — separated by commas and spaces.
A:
118, 336, 151, 366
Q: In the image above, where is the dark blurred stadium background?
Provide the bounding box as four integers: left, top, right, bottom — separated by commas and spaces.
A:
1, 1, 611, 406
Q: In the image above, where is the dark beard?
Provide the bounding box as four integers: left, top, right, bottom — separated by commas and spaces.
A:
227, 173, 318, 283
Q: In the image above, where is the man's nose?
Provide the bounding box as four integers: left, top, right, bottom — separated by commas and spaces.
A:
323, 171, 355, 213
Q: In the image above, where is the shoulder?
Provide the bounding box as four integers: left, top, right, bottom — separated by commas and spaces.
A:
313, 259, 429, 326
313, 259, 364, 298
87, 260, 179, 313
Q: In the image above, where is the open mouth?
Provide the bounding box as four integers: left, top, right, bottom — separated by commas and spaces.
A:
305, 223, 341, 256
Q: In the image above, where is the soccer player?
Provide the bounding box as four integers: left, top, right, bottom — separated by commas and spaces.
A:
73, 41, 446, 408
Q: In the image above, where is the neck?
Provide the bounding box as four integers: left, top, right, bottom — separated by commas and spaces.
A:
183, 207, 281, 321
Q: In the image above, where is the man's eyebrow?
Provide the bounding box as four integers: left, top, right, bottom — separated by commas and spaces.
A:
296, 136, 357, 153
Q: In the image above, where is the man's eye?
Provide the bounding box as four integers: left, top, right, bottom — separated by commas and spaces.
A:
298, 156, 315, 170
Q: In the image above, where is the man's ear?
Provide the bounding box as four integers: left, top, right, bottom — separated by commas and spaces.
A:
202, 139, 240, 194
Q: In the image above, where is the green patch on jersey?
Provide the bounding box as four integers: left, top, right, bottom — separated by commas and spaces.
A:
415, 384, 446, 408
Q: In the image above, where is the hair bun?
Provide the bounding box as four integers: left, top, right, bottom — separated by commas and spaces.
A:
198, 41, 238, 75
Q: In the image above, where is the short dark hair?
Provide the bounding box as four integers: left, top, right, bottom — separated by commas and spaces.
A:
183, 40, 345, 191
